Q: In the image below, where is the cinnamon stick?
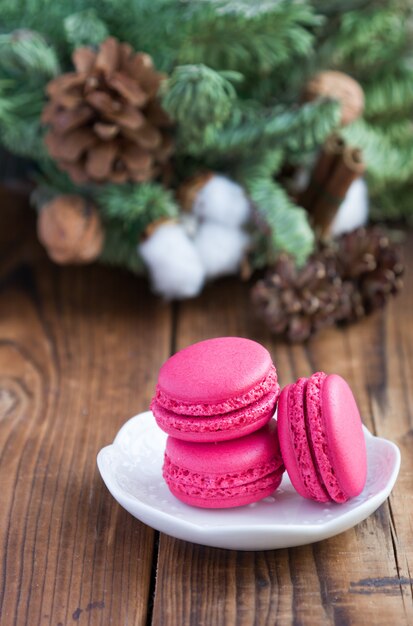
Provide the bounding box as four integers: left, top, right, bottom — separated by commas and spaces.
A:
299, 134, 346, 211
311, 146, 365, 236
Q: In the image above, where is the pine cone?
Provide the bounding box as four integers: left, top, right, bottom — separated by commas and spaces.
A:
37, 194, 104, 264
251, 253, 353, 343
252, 227, 404, 343
336, 227, 404, 319
42, 37, 173, 184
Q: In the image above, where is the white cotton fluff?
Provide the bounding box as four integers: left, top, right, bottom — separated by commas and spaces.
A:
138, 222, 205, 299
194, 222, 250, 279
180, 211, 199, 238
331, 178, 369, 237
193, 175, 251, 227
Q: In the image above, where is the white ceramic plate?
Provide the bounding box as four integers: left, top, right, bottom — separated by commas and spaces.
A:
97, 411, 400, 551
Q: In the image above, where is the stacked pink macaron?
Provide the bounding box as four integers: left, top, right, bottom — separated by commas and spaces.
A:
151, 336, 367, 509
151, 337, 285, 508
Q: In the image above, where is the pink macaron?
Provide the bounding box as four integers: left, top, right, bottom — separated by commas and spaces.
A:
151, 337, 280, 442
163, 421, 285, 508
277, 372, 367, 503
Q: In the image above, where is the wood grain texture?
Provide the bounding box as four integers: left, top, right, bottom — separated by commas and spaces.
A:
0, 187, 412, 626
0, 189, 171, 626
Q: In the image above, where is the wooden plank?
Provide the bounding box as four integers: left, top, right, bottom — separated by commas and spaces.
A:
152, 246, 413, 625
0, 191, 172, 626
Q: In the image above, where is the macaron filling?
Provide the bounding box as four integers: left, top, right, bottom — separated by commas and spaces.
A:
287, 378, 329, 502
163, 454, 284, 505
152, 388, 278, 441
155, 364, 278, 416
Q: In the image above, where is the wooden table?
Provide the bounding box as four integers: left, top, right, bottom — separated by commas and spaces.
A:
1, 187, 412, 626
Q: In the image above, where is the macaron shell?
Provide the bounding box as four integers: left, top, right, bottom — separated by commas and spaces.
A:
320, 374, 367, 499
152, 388, 278, 442
277, 382, 329, 502
165, 421, 282, 474
155, 337, 276, 415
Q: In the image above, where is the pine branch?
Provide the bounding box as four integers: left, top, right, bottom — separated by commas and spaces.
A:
35, 159, 87, 195
97, 182, 180, 273
370, 182, 413, 222
241, 151, 314, 267
64, 9, 109, 49
373, 119, 413, 146
0, 30, 60, 155
178, 1, 320, 74
97, 0, 189, 71
331, 7, 410, 74
96, 182, 179, 234
177, 98, 340, 160
0, 30, 60, 81
1, 117, 47, 158
342, 119, 413, 188
364, 69, 413, 119
161, 64, 239, 138
99, 222, 144, 274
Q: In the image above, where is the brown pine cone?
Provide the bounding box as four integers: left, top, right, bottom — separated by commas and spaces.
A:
37, 194, 104, 264
336, 227, 404, 318
42, 37, 173, 184
252, 227, 404, 343
251, 253, 353, 343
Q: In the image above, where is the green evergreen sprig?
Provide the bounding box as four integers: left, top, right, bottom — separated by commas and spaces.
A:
0, 30, 59, 158
240, 150, 315, 266
97, 183, 180, 273
171, 97, 340, 161
342, 119, 413, 189
161, 64, 239, 142
96, 183, 179, 231
64, 9, 109, 49
0, 30, 60, 81
332, 8, 409, 73
99, 224, 144, 274
364, 69, 413, 119
178, 1, 320, 75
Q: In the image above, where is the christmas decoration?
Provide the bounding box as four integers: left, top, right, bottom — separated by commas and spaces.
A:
335, 227, 404, 318
0, 2, 410, 338
37, 194, 104, 264
303, 70, 365, 126
252, 227, 403, 342
194, 222, 250, 280
252, 252, 352, 343
139, 173, 252, 295
42, 37, 173, 184
300, 135, 366, 237
191, 175, 251, 228
138, 221, 205, 299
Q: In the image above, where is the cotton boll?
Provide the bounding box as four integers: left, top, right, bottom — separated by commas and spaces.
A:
180, 211, 198, 238
193, 175, 251, 228
331, 178, 369, 237
138, 222, 205, 299
194, 222, 250, 279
